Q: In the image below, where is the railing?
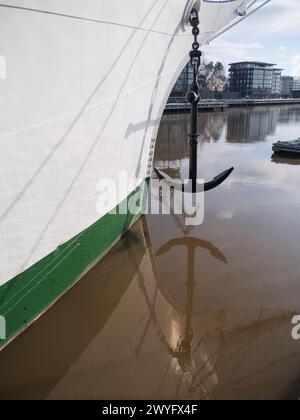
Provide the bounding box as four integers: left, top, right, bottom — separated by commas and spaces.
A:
165, 98, 300, 113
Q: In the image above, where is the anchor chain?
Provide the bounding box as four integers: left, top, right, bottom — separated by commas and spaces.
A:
186, 9, 202, 193
189, 8, 201, 79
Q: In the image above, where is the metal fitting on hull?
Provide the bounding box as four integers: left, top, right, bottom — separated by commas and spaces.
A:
182, 0, 201, 31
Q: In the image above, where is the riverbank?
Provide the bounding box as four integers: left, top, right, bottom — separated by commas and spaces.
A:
165, 98, 300, 113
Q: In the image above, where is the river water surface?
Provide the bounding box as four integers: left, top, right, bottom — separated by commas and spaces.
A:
1, 106, 300, 400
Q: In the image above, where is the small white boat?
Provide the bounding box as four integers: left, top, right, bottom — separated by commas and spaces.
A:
273, 139, 300, 155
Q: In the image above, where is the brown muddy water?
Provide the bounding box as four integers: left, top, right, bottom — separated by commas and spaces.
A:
1, 106, 300, 400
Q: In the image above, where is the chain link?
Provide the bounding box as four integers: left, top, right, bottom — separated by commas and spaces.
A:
189, 9, 201, 69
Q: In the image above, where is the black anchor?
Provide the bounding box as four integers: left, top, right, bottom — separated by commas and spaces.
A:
155, 8, 234, 193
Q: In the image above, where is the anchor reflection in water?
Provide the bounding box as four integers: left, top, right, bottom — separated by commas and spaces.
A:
136, 216, 228, 390
156, 236, 227, 374
136, 216, 300, 399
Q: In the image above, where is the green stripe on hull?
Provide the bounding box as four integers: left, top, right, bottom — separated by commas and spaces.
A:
0, 183, 145, 350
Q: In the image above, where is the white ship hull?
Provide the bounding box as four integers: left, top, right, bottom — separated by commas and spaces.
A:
0, 0, 257, 349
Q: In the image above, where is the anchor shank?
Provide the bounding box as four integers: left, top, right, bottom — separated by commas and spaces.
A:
189, 63, 199, 194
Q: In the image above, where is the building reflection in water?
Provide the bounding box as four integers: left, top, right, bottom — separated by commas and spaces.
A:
226, 107, 279, 143
156, 106, 300, 168
277, 106, 300, 125
155, 112, 226, 163
198, 113, 226, 143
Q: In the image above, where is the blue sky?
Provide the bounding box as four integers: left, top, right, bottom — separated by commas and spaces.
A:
202, 0, 300, 76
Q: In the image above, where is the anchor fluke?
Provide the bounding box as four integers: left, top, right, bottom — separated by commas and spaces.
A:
203, 167, 234, 192
154, 166, 234, 193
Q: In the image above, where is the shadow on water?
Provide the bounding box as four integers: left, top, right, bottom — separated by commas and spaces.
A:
272, 153, 300, 166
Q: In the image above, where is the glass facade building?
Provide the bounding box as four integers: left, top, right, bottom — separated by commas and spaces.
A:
281, 76, 294, 97
168, 64, 194, 102
229, 62, 282, 98
292, 77, 300, 91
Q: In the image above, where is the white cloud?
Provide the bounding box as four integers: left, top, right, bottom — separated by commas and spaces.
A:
242, 0, 300, 37
202, 39, 264, 68
202, 0, 300, 75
